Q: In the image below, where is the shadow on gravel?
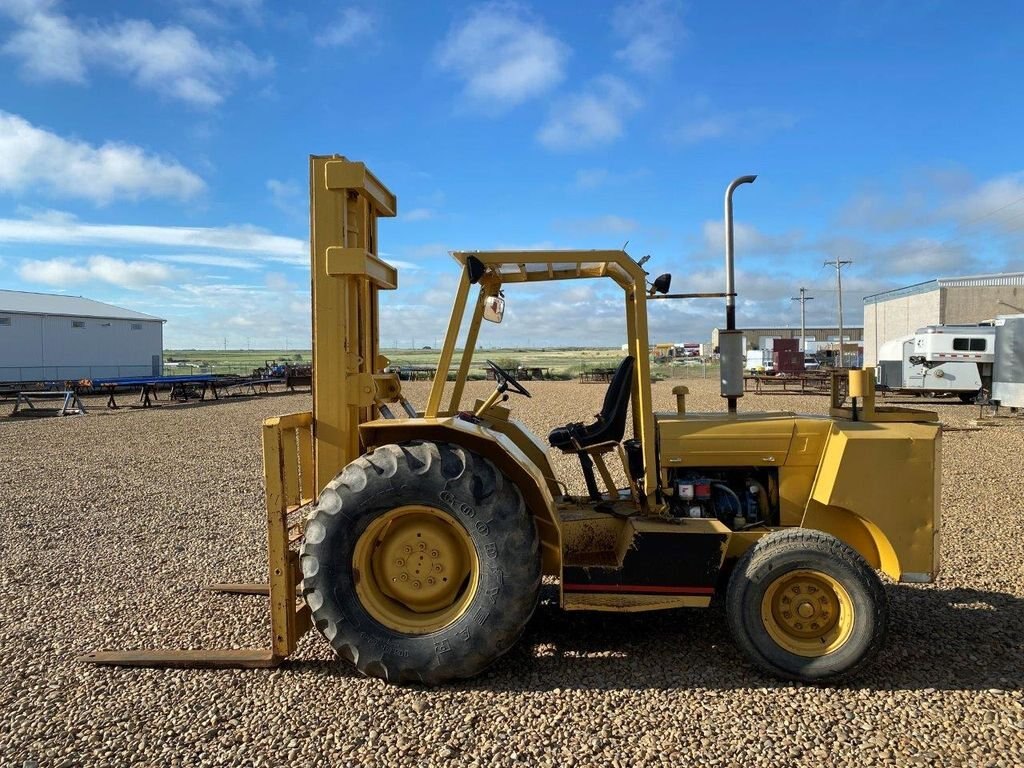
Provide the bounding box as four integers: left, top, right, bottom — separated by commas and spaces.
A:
284, 583, 1023, 692
469, 584, 1024, 693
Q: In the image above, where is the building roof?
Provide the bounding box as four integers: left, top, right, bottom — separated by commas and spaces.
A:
864, 271, 1024, 305
0, 290, 164, 322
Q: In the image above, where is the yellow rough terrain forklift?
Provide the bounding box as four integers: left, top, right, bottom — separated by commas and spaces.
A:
83, 156, 941, 684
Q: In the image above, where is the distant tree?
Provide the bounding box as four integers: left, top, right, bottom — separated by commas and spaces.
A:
293, 353, 304, 361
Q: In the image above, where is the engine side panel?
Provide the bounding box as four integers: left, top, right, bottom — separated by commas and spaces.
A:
808, 421, 941, 581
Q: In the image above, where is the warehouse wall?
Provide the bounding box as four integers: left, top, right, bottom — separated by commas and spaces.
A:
0, 313, 162, 381
863, 288, 940, 365
941, 285, 1024, 324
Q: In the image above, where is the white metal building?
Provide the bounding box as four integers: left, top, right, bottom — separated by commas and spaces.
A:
0, 290, 164, 382
863, 272, 1024, 365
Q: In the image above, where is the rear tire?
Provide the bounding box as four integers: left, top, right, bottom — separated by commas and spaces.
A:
301, 441, 541, 685
726, 529, 888, 682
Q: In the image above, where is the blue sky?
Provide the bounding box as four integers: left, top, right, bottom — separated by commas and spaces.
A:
1, 0, 1022, 349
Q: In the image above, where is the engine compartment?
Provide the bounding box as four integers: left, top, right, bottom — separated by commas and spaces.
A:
664, 467, 779, 530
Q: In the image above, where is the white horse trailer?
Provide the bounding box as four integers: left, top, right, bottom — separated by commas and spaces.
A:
876, 324, 995, 402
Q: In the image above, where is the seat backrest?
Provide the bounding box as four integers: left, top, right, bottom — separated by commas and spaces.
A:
600, 356, 636, 442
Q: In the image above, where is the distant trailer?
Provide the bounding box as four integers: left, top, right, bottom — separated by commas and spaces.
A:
992, 315, 1024, 408
876, 324, 994, 402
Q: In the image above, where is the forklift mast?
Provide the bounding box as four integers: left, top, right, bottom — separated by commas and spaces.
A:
308, 155, 399, 492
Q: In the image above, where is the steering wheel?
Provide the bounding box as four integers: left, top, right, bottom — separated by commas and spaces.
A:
485, 359, 531, 398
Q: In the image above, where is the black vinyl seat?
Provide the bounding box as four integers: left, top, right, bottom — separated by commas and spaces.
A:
548, 356, 635, 500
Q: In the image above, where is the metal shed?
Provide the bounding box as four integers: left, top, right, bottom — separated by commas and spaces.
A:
0, 290, 165, 382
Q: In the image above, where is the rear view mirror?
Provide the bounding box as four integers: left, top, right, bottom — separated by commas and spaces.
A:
483, 295, 505, 323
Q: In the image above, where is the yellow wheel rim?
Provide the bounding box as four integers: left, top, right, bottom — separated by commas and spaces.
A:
352, 505, 478, 635
761, 569, 854, 657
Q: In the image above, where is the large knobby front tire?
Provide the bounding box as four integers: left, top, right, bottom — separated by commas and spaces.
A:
300, 441, 541, 685
726, 529, 889, 682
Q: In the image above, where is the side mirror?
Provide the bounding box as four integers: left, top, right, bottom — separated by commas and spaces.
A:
483, 295, 505, 323
466, 255, 486, 284
650, 273, 672, 295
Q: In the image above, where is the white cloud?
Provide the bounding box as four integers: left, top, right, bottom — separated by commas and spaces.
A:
573, 168, 610, 190
0, 1, 272, 106
833, 170, 1024, 248
873, 238, 973, 276
670, 107, 797, 145
700, 220, 804, 255
402, 208, 435, 222
18, 255, 182, 288
0, 215, 305, 264
538, 76, 642, 150
0, 0, 85, 81
612, 0, 685, 74
437, 4, 568, 110
944, 171, 1024, 231
403, 243, 449, 259
146, 253, 261, 270
0, 111, 205, 204
388, 260, 423, 271
555, 215, 638, 235
315, 7, 374, 47
266, 178, 304, 219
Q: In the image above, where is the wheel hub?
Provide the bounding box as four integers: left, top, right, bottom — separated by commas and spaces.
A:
352, 505, 478, 635
761, 569, 854, 657
373, 515, 469, 613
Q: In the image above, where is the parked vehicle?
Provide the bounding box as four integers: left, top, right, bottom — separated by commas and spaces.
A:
876, 324, 994, 403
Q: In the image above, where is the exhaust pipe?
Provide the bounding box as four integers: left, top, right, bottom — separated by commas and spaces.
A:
722, 174, 757, 414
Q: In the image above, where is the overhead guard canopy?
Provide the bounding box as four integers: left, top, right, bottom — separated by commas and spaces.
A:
451, 250, 645, 289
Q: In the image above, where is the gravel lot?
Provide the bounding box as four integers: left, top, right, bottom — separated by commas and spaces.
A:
1, 379, 1022, 767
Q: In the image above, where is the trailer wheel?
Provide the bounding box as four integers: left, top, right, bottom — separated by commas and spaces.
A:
301, 441, 540, 685
726, 529, 888, 682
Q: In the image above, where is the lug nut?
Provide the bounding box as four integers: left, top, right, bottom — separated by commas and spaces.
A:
430, 549, 440, 558
399, 573, 408, 581
412, 580, 421, 590
395, 559, 405, 567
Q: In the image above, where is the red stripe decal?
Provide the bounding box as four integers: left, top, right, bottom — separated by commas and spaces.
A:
562, 583, 715, 595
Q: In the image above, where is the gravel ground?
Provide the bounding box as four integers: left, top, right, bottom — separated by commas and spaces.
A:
1, 379, 1022, 767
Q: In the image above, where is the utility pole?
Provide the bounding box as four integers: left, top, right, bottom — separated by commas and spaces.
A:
823, 259, 852, 367
791, 288, 814, 357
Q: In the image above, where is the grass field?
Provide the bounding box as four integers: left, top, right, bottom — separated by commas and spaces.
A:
165, 347, 718, 380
